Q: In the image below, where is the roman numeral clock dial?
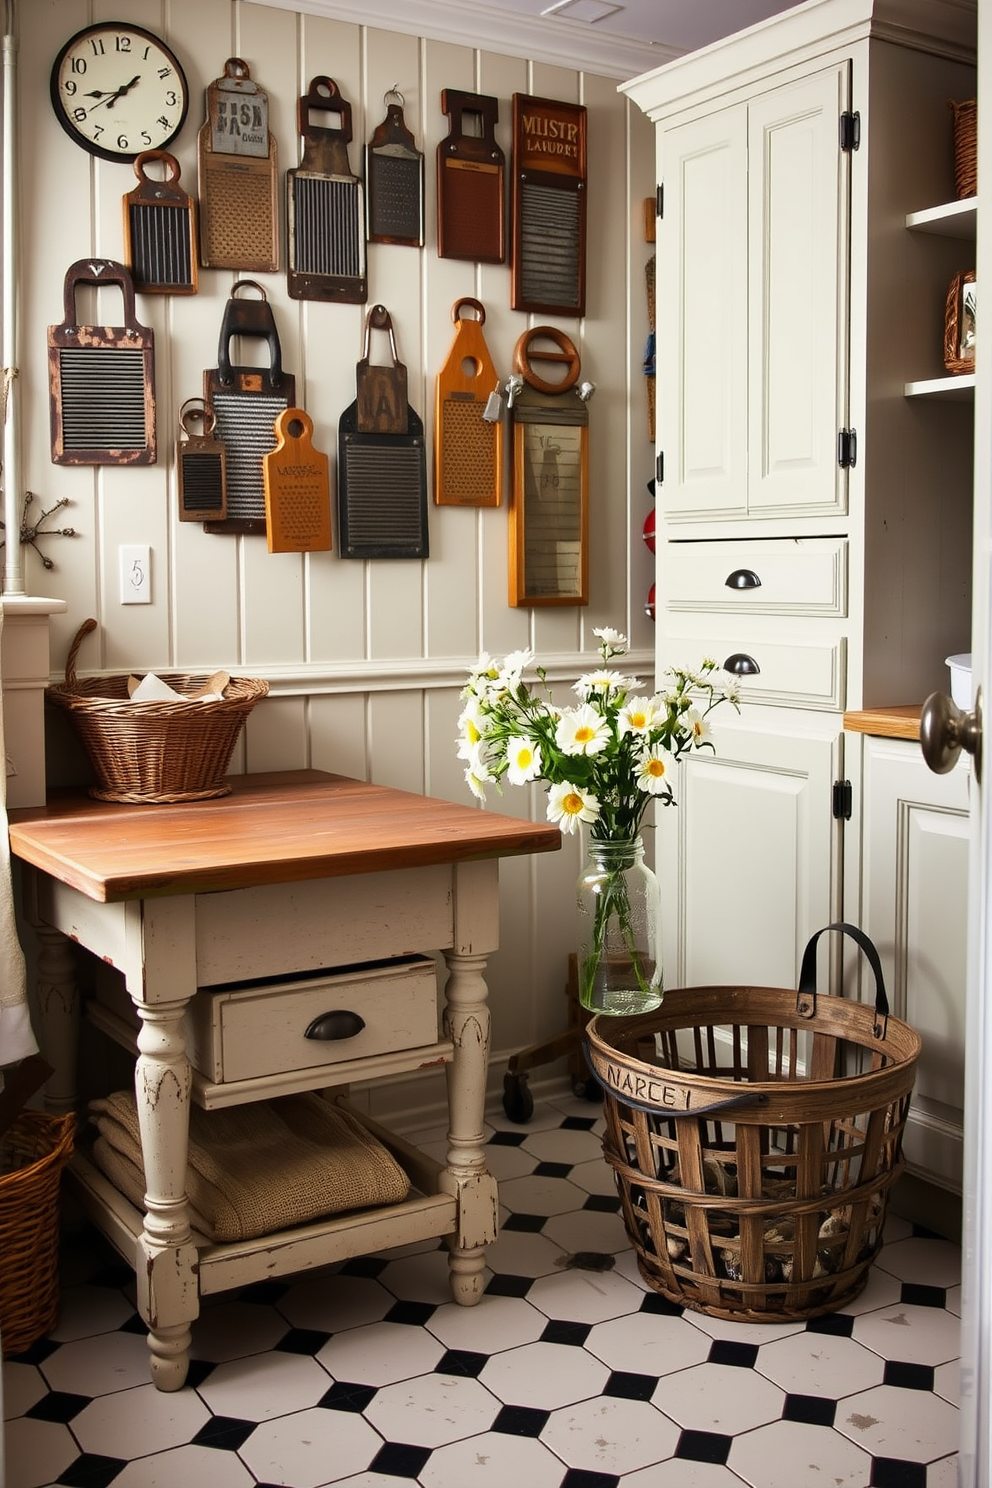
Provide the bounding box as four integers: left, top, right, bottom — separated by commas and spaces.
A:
50, 23, 189, 164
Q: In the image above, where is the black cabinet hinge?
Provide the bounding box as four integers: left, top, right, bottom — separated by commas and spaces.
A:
832, 780, 853, 820
656, 183, 664, 219
840, 111, 861, 151
838, 428, 857, 468
656, 450, 664, 484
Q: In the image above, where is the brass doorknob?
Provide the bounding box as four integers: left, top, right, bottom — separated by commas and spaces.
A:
920, 688, 982, 784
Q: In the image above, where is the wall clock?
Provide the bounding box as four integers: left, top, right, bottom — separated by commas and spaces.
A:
50, 23, 189, 164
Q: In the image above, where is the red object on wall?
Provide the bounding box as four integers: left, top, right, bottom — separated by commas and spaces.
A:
642, 507, 655, 553
645, 583, 655, 621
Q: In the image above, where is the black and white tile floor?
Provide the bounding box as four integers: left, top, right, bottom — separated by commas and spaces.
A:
3, 1090, 961, 1488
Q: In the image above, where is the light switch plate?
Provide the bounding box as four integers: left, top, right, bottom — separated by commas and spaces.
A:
120, 544, 151, 604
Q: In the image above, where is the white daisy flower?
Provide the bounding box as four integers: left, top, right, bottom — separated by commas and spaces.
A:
498, 648, 534, 687
464, 766, 488, 801
506, 736, 542, 785
636, 744, 677, 796
573, 669, 636, 701
555, 704, 611, 756
547, 781, 600, 834
686, 708, 712, 746
592, 626, 628, 653
618, 696, 658, 736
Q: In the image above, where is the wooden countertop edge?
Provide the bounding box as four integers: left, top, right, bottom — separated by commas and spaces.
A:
843, 705, 922, 741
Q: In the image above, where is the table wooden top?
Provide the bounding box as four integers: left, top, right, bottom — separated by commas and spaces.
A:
843, 705, 922, 741
8, 770, 561, 904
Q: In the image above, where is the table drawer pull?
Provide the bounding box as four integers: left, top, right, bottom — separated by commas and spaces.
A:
725, 567, 761, 590
724, 652, 760, 676
305, 1010, 367, 1041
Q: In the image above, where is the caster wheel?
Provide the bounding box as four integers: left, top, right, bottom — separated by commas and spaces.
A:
502, 1071, 534, 1123
572, 1076, 602, 1102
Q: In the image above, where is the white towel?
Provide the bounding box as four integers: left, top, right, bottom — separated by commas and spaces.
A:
0, 604, 38, 1065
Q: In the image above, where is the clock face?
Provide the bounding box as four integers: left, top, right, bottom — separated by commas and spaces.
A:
50, 24, 189, 164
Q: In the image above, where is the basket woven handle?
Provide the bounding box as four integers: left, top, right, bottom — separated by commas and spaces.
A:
63, 618, 98, 688
796, 921, 890, 1036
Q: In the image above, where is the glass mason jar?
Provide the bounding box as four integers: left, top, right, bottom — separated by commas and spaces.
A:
576, 835, 663, 1016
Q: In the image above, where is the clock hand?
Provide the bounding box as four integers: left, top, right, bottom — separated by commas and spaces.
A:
88, 75, 141, 113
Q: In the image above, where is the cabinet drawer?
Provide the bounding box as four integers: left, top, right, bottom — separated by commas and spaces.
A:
186, 957, 439, 1084
665, 538, 847, 617
664, 629, 846, 711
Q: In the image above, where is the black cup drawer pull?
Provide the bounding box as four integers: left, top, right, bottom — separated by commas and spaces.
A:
725, 568, 761, 590
723, 652, 760, 676
304, 1009, 366, 1041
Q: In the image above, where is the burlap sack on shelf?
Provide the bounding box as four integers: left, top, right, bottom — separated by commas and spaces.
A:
89, 1089, 410, 1243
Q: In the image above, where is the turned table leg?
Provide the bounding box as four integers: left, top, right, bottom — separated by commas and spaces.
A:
132, 998, 198, 1391
441, 948, 499, 1305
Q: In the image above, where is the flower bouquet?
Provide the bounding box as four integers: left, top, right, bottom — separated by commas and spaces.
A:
458, 629, 739, 1013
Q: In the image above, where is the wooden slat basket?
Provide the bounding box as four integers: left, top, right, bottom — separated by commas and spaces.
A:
584, 923, 921, 1323
950, 98, 977, 200
0, 1112, 75, 1356
47, 619, 268, 805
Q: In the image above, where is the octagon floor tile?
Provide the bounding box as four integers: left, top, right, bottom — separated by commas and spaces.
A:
276, 1274, 395, 1335
72, 1380, 210, 1459
419, 1429, 565, 1487
585, 1311, 712, 1376
540, 1395, 680, 1475
542, 1208, 629, 1257
653, 1362, 784, 1435
875, 1239, 962, 1290
317, 1319, 443, 1387
110, 1443, 256, 1487
364, 1372, 501, 1448
480, 1340, 609, 1409
494, 1171, 588, 1218
190, 1300, 290, 1363
47, 1285, 136, 1343
728, 1418, 871, 1488
426, 1295, 546, 1354
852, 1303, 961, 1367
756, 1329, 885, 1397
239, 1404, 381, 1486
833, 1384, 959, 1462
39, 1332, 154, 1397
195, 1350, 332, 1421
3, 1416, 78, 1488
526, 1266, 645, 1325
2, 1362, 48, 1419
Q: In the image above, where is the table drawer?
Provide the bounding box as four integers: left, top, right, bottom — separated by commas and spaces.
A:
664, 537, 848, 617
186, 956, 439, 1084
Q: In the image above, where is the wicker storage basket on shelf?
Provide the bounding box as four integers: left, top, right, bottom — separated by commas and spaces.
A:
950, 98, 977, 200
584, 923, 921, 1324
47, 619, 268, 804
0, 1111, 75, 1356
944, 269, 976, 374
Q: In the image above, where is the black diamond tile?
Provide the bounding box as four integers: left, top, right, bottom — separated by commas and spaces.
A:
318, 1380, 378, 1413
639, 1292, 683, 1316
492, 1403, 551, 1437
806, 1311, 855, 1337
900, 1283, 948, 1309
25, 1390, 89, 1423
385, 1300, 438, 1326
275, 1327, 330, 1355
675, 1429, 733, 1465
783, 1392, 836, 1427
910, 1222, 942, 1241
884, 1360, 936, 1391
489, 1130, 529, 1146
436, 1348, 488, 1377
185, 1357, 216, 1390
89, 1262, 135, 1291
237, 1279, 290, 1306
116, 1312, 147, 1334
340, 1254, 390, 1278
561, 1116, 598, 1131
191, 1415, 257, 1451
707, 1339, 758, 1368
533, 1161, 573, 1178
369, 1441, 433, 1477
485, 1273, 533, 1298
5, 1335, 59, 1365
583, 1193, 621, 1212
560, 1472, 621, 1488
502, 1212, 547, 1232
604, 1369, 658, 1401
540, 1318, 592, 1346
56, 1453, 127, 1487
871, 1458, 928, 1488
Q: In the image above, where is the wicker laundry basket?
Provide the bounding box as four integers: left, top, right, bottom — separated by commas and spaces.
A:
584, 923, 921, 1323
950, 98, 977, 200
0, 1111, 75, 1356
47, 619, 268, 804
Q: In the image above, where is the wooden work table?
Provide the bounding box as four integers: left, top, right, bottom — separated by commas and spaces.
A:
10, 771, 561, 1391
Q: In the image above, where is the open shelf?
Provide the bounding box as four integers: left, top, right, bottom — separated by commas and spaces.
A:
906, 197, 977, 238
904, 373, 975, 399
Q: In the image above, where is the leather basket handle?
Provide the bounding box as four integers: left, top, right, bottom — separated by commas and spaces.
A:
796, 921, 890, 1036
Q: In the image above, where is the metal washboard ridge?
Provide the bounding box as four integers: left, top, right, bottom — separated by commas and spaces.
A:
288, 76, 367, 303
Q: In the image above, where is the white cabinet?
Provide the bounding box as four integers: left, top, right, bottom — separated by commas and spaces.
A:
853, 732, 969, 1192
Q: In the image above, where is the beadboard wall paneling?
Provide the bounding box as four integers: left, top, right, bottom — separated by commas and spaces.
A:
18, 0, 654, 1104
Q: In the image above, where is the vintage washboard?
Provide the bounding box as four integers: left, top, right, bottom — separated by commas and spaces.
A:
511, 95, 587, 315
338, 306, 427, 559
367, 90, 424, 247
123, 151, 198, 295
177, 399, 227, 522
437, 90, 504, 263
203, 281, 295, 535
48, 259, 155, 466
288, 77, 367, 303
434, 298, 502, 507
509, 327, 589, 608
198, 58, 278, 272
263, 408, 332, 554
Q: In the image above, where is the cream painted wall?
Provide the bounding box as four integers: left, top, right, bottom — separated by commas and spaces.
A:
17, 0, 655, 1112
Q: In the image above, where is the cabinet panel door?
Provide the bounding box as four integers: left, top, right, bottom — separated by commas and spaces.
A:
748, 63, 851, 517
861, 736, 969, 1191
659, 719, 840, 990
658, 106, 748, 521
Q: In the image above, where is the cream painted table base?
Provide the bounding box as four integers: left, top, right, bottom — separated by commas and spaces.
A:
11, 771, 560, 1391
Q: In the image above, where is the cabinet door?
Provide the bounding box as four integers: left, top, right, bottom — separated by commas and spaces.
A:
860, 735, 969, 1192
658, 105, 748, 521
658, 717, 841, 990
747, 64, 852, 519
